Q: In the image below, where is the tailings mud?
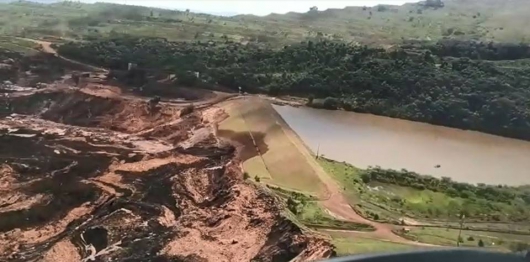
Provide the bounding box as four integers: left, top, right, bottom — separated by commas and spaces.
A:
0, 56, 333, 261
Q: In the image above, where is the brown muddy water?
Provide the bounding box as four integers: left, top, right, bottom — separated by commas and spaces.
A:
272, 105, 530, 185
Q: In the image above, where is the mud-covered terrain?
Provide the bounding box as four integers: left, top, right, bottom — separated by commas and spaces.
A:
0, 54, 334, 261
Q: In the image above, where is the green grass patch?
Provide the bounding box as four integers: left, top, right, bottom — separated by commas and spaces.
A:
399, 227, 530, 252
268, 186, 375, 232
317, 158, 400, 224
317, 158, 362, 199
363, 181, 459, 220
333, 238, 418, 255
360, 168, 530, 223
0, 36, 39, 54
318, 158, 530, 226
326, 231, 422, 256
298, 201, 374, 231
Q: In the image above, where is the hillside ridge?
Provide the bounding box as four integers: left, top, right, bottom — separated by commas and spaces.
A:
1, 0, 529, 45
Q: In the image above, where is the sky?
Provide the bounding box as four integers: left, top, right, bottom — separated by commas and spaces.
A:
81, 0, 418, 16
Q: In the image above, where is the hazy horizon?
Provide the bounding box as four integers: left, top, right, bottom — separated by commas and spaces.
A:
6, 0, 420, 16
86, 0, 419, 16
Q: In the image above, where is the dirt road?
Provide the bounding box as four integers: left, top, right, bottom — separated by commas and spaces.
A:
18, 38, 107, 72
276, 114, 435, 246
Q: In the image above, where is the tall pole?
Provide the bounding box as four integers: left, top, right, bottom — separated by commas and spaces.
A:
456, 214, 465, 247
316, 142, 320, 159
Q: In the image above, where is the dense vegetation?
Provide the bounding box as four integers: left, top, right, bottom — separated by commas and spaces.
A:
360, 167, 530, 222
58, 37, 530, 140
404, 39, 530, 60
2, 0, 530, 45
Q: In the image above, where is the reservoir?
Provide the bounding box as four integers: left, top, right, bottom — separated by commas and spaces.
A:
273, 104, 530, 185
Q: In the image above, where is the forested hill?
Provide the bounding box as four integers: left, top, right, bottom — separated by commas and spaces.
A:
1, 0, 530, 45
58, 37, 530, 141
4, 0, 530, 141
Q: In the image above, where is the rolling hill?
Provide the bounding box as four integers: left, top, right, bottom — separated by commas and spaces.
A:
0, 0, 529, 46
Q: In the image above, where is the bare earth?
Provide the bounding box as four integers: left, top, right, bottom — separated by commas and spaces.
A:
0, 48, 334, 261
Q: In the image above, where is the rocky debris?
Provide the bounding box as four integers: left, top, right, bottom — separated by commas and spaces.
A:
2, 58, 15, 65
0, 83, 334, 261
0, 63, 11, 69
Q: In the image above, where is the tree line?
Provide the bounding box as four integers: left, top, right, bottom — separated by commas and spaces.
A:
57, 37, 530, 141
403, 39, 530, 60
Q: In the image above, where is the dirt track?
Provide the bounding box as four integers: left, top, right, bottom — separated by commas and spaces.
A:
17, 38, 107, 73
280, 124, 415, 243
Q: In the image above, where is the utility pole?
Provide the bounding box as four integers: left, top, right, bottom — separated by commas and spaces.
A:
315, 142, 320, 159
456, 213, 465, 247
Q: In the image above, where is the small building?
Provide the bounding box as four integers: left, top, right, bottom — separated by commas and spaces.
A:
127, 63, 137, 71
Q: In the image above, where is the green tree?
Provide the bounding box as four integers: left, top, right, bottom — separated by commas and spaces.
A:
360, 172, 372, 183
286, 197, 299, 214
322, 97, 339, 109
478, 239, 485, 247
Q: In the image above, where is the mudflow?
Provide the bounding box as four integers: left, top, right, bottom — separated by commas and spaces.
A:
0, 50, 334, 261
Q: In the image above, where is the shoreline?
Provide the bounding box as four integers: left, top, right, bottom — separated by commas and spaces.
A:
271, 102, 530, 186
265, 94, 530, 144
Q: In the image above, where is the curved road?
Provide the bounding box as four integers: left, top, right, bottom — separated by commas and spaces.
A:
277, 119, 436, 246
18, 38, 107, 72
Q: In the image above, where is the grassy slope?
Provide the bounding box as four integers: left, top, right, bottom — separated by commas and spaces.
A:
319, 158, 530, 230
318, 158, 403, 224
270, 186, 375, 231
326, 231, 423, 255
218, 98, 327, 197
333, 237, 419, 255
319, 157, 530, 249
1, 0, 530, 45
400, 227, 530, 251
0, 36, 39, 54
